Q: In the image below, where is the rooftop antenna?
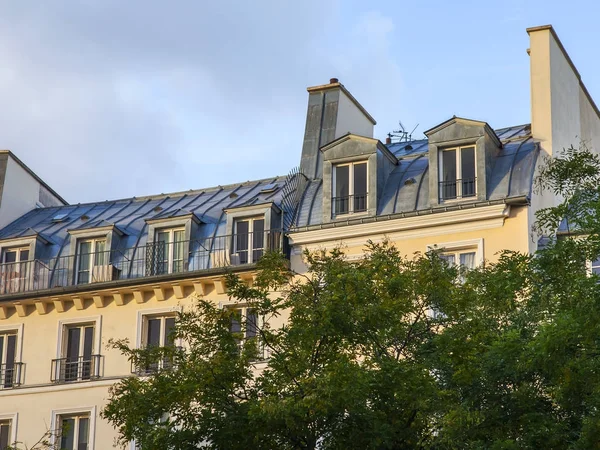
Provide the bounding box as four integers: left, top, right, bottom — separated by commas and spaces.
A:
387, 121, 419, 144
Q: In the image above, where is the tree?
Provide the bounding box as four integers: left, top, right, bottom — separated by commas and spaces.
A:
104, 144, 600, 449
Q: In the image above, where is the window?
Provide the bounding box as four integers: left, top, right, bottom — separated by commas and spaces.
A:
233, 218, 265, 264
440, 250, 477, 270
0, 331, 19, 388
227, 306, 261, 357
59, 413, 90, 450
76, 239, 107, 284
439, 146, 476, 201
0, 247, 30, 294
138, 314, 176, 374
333, 161, 367, 215
54, 323, 99, 383
0, 419, 11, 450
148, 228, 186, 275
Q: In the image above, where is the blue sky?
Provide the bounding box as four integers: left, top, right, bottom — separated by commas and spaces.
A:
1, 1, 599, 202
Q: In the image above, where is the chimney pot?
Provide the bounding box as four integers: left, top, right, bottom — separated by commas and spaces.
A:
385, 137, 392, 145
329, 78, 339, 84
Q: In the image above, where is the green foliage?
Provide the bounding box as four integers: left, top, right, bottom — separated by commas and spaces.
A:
104, 144, 600, 449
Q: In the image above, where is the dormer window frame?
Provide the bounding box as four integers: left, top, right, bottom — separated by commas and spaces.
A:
332, 160, 368, 216
145, 215, 198, 277
438, 144, 477, 203
224, 203, 281, 266
67, 225, 123, 286
0, 237, 40, 295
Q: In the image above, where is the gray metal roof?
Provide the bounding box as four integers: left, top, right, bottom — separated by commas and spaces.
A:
293, 123, 539, 227
0, 176, 291, 260
0, 124, 539, 256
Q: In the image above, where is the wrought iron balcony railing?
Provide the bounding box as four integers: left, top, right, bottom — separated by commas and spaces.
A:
0, 230, 287, 297
0, 362, 23, 388
51, 355, 102, 383
332, 193, 368, 215
439, 178, 476, 201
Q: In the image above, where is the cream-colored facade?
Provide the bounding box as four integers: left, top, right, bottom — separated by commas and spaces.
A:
0, 25, 598, 449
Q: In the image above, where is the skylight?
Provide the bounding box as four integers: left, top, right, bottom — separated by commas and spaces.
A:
51, 213, 69, 223
259, 183, 278, 194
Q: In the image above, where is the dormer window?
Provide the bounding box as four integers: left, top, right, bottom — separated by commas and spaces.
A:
76, 238, 107, 284
333, 161, 367, 215
439, 146, 476, 201
233, 217, 265, 264
151, 228, 186, 275
1, 247, 31, 294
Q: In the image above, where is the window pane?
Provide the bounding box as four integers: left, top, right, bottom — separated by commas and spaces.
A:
459, 252, 476, 269
78, 242, 92, 283
0, 421, 10, 450
353, 163, 367, 195
246, 309, 258, 338
61, 418, 75, 450
441, 150, 457, 199
164, 317, 176, 347
0, 336, 3, 365
157, 231, 170, 244
335, 165, 350, 214
173, 230, 185, 273
3, 251, 16, 264
354, 163, 367, 212
4, 335, 16, 387
229, 310, 242, 334
440, 254, 455, 266
156, 232, 169, 274
83, 327, 94, 358
146, 318, 161, 347
235, 221, 249, 264
461, 147, 476, 197
78, 417, 90, 450
66, 328, 81, 360
19, 249, 29, 261
94, 240, 106, 266
252, 219, 265, 262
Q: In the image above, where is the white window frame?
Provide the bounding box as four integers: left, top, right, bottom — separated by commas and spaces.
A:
155, 227, 186, 274
233, 217, 266, 265
0, 412, 18, 447
136, 307, 182, 349
220, 302, 266, 360
75, 237, 108, 284
332, 160, 368, 215
56, 317, 102, 360
438, 145, 477, 201
1, 246, 32, 294
0, 324, 23, 389
427, 238, 484, 268
50, 406, 96, 450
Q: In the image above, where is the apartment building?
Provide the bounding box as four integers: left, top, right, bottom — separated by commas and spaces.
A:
0, 25, 598, 449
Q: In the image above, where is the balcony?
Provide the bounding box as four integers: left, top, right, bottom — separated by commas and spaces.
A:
0, 231, 286, 297
332, 193, 368, 216
51, 354, 102, 383
439, 178, 477, 201
0, 362, 23, 388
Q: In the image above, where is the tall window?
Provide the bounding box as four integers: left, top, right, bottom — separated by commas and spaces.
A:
76, 239, 106, 284
56, 324, 97, 382
59, 413, 90, 450
1, 247, 30, 294
0, 332, 17, 388
139, 314, 176, 373
333, 161, 367, 215
233, 218, 265, 264
154, 228, 186, 275
0, 419, 12, 450
228, 306, 259, 356
439, 146, 476, 201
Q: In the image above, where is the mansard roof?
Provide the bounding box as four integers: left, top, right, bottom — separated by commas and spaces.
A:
0, 124, 538, 249
292, 123, 538, 228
